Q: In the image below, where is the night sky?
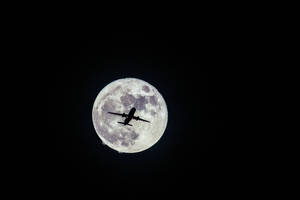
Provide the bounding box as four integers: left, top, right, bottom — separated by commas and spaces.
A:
49, 31, 225, 193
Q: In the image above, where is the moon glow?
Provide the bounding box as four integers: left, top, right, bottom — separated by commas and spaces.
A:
92, 78, 168, 153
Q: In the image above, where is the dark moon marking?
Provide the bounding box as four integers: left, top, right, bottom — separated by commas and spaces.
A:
130, 132, 139, 140
102, 111, 114, 121
121, 141, 129, 146
134, 95, 148, 110
149, 95, 158, 106
129, 140, 135, 145
142, 85, 150, 92
101, 100, 118, 125
120, 94, 136, 107
106, 134, 119, 144
150, 110, 156, 116
101, 109, 115, 125
101, 99, 116, 112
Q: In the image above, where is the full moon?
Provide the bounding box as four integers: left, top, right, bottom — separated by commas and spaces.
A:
92, 78, 168, 153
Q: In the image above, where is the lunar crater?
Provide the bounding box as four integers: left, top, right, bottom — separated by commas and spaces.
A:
142, 85, 150, 92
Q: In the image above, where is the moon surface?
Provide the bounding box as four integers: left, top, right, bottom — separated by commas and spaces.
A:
92, 78, 168, 153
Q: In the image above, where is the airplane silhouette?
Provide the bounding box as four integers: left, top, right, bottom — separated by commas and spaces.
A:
108, 107, 150, 126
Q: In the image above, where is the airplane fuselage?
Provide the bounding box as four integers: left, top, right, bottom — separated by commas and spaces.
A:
124, 107, 136, 125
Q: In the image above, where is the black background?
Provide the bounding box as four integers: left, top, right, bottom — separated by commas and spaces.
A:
48, 30, 226, 193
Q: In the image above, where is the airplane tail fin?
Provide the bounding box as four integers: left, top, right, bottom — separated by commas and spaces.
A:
117, 122, 132, 126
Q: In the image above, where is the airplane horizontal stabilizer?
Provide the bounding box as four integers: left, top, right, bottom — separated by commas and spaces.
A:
117, 122, 132, 126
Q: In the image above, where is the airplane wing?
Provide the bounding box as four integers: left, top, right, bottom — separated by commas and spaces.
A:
108, 112, 127, 118
133, 116, 150, 123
